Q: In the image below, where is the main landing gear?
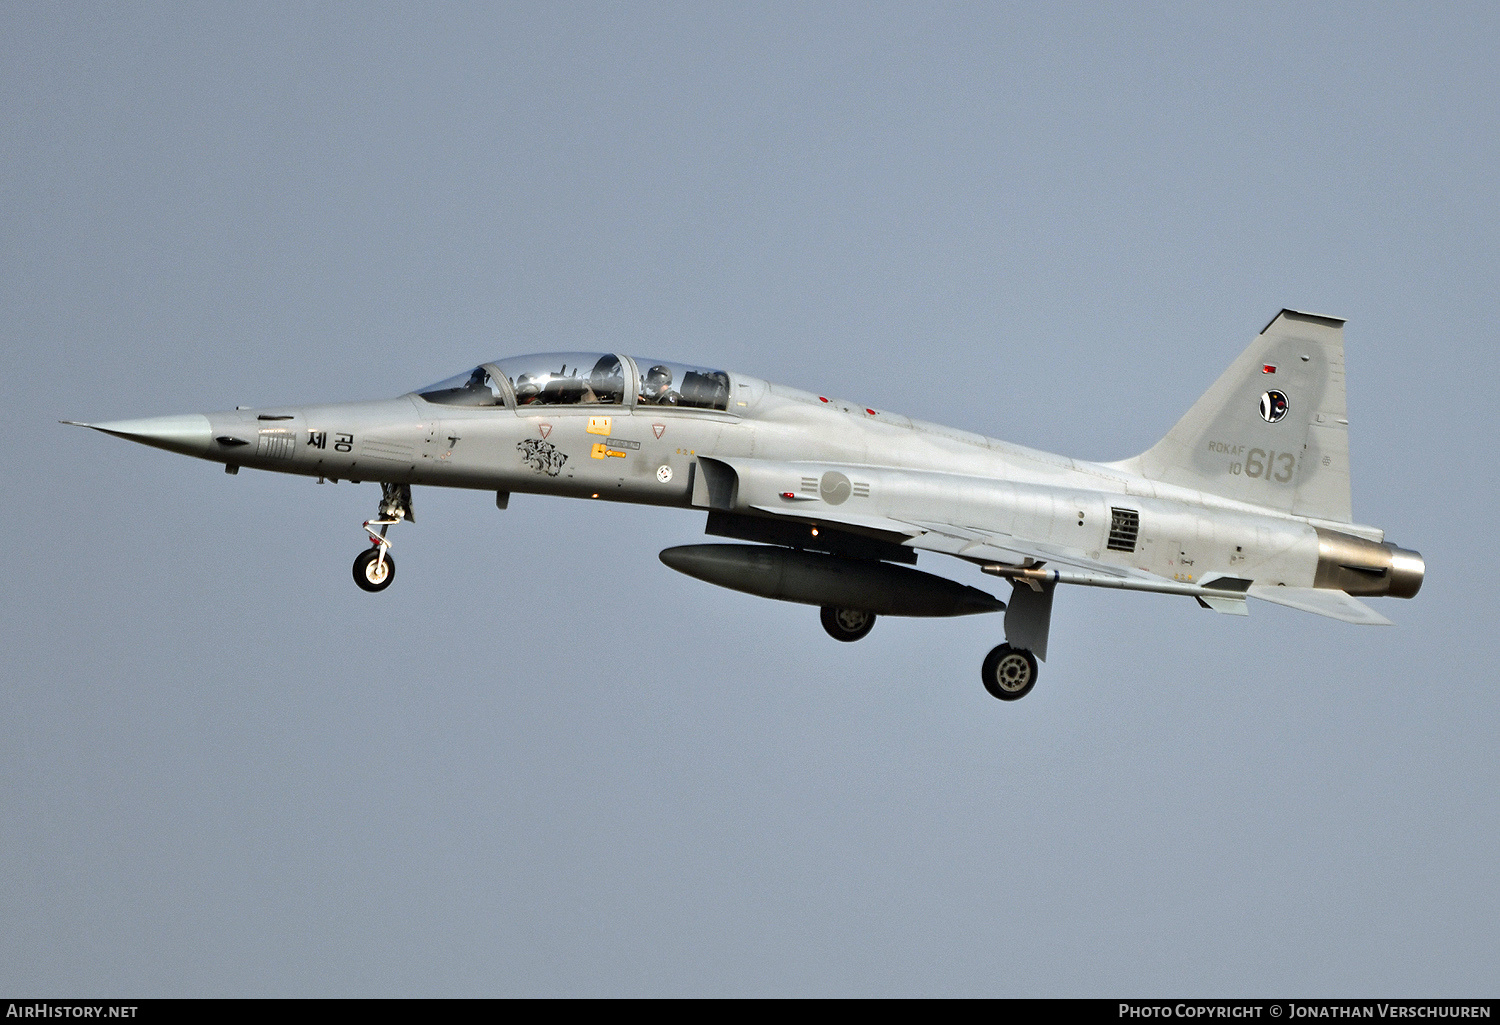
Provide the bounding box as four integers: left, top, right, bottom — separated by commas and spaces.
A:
353, 483, 413, 593
814, 603, 1043, 701
975, 576, 1052, 701
821, 606, 876, 642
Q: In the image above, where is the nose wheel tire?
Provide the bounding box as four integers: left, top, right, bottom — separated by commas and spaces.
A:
821, 606, 876, 642
982, 644, 1037, 701
353, 548, 395, 592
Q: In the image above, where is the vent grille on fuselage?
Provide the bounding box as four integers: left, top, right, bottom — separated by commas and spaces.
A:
256, 429, 296, 461
1108, 508, 1140, 553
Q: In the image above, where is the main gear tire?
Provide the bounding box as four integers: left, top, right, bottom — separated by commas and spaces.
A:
820, 606, 876, 642
353, 548, 395, 592
982, 644, 1037, 701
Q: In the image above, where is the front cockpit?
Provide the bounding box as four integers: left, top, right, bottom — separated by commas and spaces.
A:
415, 353, 733, 412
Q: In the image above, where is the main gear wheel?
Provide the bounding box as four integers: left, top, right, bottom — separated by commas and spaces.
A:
981, 644, 1037, 700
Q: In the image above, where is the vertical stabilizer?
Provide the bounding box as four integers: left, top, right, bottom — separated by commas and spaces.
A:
1116, 310, 1353, 522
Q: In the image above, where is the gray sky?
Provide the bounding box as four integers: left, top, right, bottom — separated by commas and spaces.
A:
3, 2, 1496, 996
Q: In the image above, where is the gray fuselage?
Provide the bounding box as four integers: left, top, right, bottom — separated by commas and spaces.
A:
176, 370, 1344, 593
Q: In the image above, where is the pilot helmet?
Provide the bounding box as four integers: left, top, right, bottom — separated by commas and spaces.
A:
513, 373, 541, 403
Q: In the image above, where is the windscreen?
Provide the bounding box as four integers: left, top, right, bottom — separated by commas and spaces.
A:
416, 366, 507, 407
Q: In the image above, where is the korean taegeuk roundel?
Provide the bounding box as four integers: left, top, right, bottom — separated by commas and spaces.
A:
1259, 390, 1289, 423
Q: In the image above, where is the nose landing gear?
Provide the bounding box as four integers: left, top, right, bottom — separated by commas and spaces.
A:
353, 483, 413, 593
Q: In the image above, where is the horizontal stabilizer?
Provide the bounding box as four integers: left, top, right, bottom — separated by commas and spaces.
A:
1247, 585, 1391, 625
1197, 595, 1249, 616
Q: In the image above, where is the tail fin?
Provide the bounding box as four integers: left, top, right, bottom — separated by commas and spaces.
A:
1115, 309, 1353, 523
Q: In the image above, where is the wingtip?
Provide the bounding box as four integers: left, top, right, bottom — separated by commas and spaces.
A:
59, 420, 92, 428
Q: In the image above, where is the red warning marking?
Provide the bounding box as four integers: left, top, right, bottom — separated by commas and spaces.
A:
1262, 365, 1277, 374
652, 423, 665, 439
539, 423, 552, 438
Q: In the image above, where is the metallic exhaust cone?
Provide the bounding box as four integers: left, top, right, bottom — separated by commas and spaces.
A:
1313, 528, 1426, 598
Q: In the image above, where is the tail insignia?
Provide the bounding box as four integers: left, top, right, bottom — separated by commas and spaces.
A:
1259, 390, 1288, 423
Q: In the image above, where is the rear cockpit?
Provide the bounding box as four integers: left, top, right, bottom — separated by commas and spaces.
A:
416, 353, 732, 411
633, 360, 730, 409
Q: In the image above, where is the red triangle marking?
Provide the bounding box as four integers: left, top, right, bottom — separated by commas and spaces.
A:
539, 423, 552, 438
652, 423, 665, 439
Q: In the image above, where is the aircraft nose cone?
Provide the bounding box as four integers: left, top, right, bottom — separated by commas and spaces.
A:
79, 414, 214, 457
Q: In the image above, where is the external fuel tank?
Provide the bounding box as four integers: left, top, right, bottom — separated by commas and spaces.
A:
658, 544, 1005, 617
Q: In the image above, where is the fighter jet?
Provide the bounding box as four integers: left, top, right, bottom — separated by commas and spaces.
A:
65, 310, 1423, 701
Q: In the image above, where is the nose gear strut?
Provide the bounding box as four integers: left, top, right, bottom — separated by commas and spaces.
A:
353, 483, 413, 592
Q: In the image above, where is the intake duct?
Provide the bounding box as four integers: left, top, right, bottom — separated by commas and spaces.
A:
1313, 528, 1425, 598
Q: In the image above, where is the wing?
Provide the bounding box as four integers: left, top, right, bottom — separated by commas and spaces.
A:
890, 517, 1149, 579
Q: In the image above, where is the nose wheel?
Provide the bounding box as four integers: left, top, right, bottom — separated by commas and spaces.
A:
353, 547, 395, 591
982, 644, 1038, 701
352, 482, 412, 593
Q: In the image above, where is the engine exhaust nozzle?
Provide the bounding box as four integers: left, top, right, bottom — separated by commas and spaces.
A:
1314, 528, 1424, 598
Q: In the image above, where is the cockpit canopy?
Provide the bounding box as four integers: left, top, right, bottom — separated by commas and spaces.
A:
634, 359, 731, 410
416, 353, 731, 411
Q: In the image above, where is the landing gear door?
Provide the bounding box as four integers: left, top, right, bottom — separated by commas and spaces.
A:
1005, 579, 1055, 662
